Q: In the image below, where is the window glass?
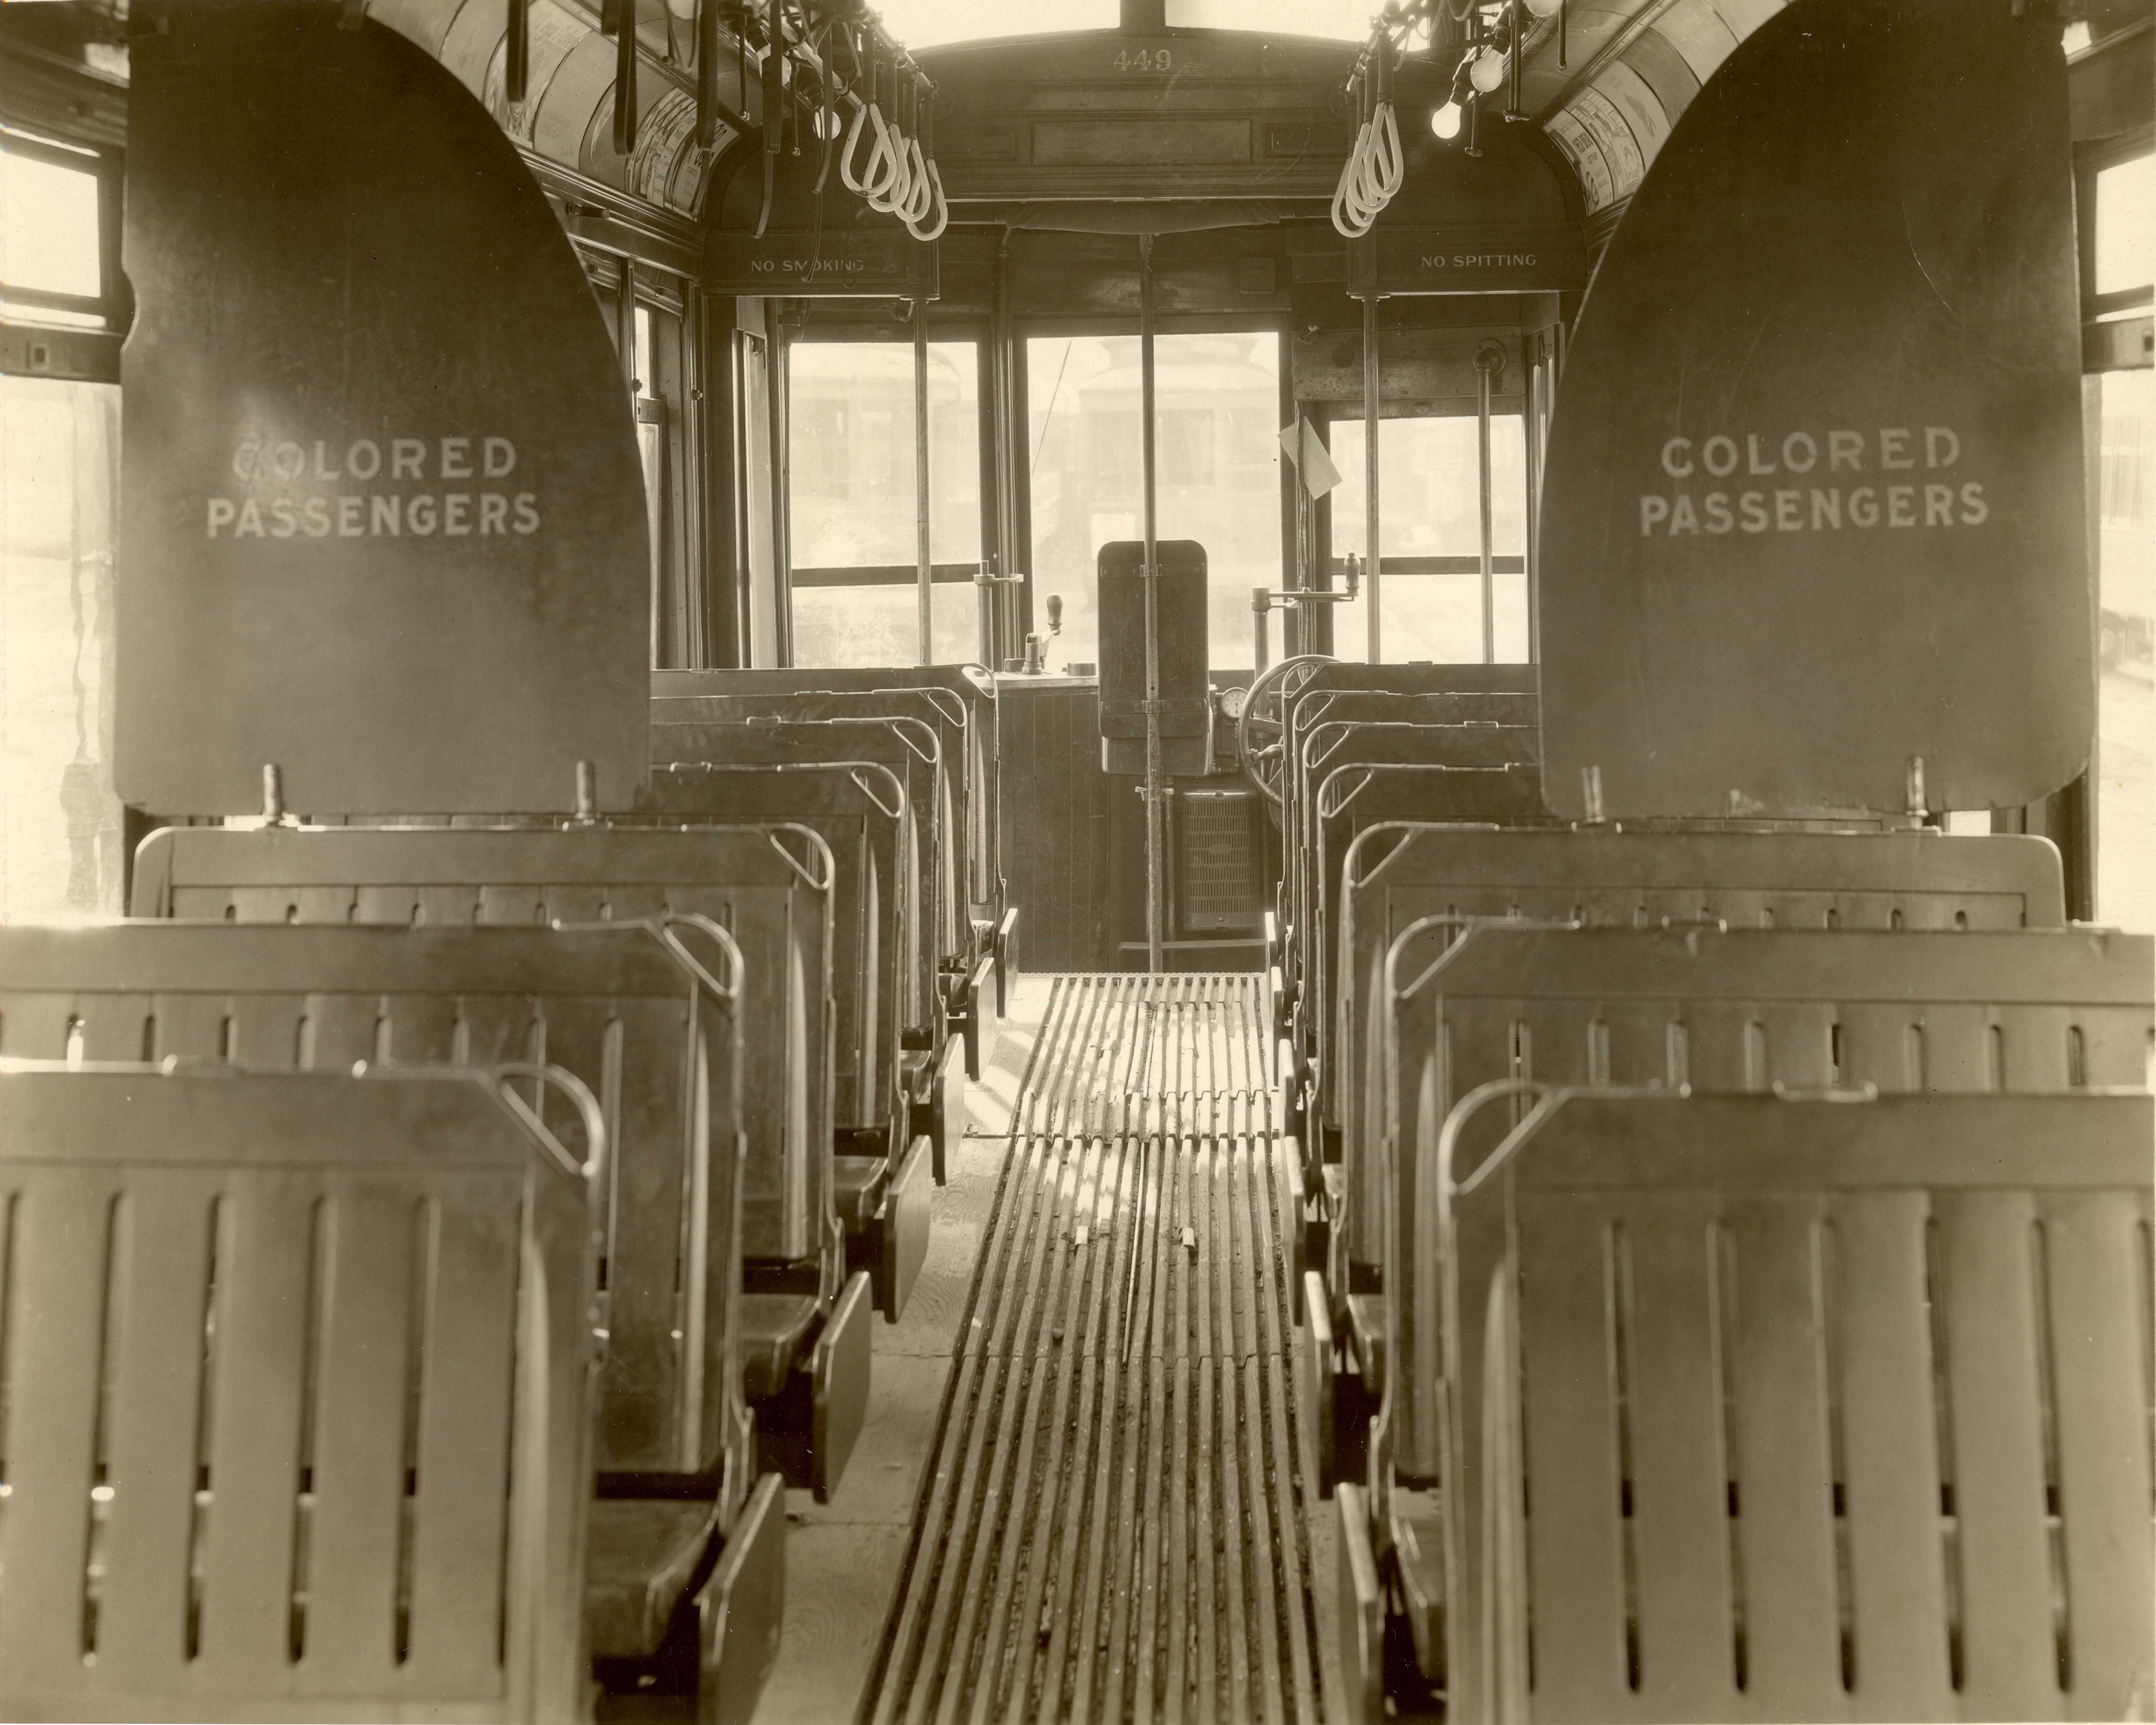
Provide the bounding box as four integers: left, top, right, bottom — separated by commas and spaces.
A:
2094, 153, 2154, 298
2095, 365, 2152, 931
0, 375, 123, 922
788, 339, 981, 666
1167, 0, 1380, 37
871, 0, 1114, 47
1027, 334, 1135, 672
1155, 332, 1281, 668
1327, 413, 1530, 662
633, 303, 654, 396
1027, 331, 1283, 673
0, 142, 100, 302
792, 584, 978, 668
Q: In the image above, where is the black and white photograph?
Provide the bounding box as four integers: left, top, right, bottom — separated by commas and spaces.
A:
0, 0, 2148, 1718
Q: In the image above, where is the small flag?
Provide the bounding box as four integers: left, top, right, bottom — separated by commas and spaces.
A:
1279, 416, 1342, 499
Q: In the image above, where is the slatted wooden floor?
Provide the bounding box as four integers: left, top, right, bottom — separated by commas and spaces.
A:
864, 974, 1326, 1725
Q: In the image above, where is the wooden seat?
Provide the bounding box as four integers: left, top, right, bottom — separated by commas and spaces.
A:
0, 1061, 599, 1722
654, 713, 995, 1088
1350, 1089, 2156, 1723
1354, 923, 2153, 1510
0, 916, 796, 1707
653, 664, 1009, 988
129, 822, 870, 1503
1323, 822, 2069, 1168
639, 760, 920, 1144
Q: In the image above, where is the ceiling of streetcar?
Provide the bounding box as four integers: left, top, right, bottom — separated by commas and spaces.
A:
1, 0, 2144, 234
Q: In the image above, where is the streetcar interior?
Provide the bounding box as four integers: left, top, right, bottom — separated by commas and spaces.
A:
0, 0, 2150, 1720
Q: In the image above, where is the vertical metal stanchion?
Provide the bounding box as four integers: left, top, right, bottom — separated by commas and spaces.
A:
913, 298, 933, 665
1523, 342, 1543, 666
1477, 340, 1498, 664
1362, 293, 1382, 663
1140, 234, 1164, 976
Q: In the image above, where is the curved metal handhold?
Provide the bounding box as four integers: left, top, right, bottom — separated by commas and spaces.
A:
489, 1059, 610, 1193
848, 766, 907, 821
766, 823, 835, 891
654, 910, 745, 1003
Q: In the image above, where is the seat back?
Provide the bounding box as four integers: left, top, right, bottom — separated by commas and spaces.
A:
657, 677, 1001, 943
0, 1062, 599, 1722
652, 664, 1000, 918
1331, 821, 2068, 1181
131, 822, 837, 1273
0, 919, 750, 1491
1297, 725, 1544, 1053
639, 760, 918, 1137
653, 715, 962, 984
1437, 1090, 2155, 1723
1377, 923, 2154, 1481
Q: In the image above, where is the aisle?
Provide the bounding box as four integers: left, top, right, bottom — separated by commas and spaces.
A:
863, 974, 1330, 1725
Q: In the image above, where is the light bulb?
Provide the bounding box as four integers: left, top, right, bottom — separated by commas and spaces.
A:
814, 105, 844, 141
1470, 45, 1508, 93
1431, 101, 1462, 139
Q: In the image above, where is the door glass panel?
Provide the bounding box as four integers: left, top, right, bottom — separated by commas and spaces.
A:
1027, 331, 1282, 673
2095, 365, 2152, 931
1327, 414, 1529, 663
1155, 332, 1281, 668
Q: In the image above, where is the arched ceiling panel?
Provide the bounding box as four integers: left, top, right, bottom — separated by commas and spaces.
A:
372, 0, 738, 220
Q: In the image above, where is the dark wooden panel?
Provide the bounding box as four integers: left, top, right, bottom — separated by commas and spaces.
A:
999, 682, 1107, 972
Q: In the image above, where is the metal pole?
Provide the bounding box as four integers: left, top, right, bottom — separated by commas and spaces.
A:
1140, 234, 1164, 976
1361, 294, 1382, 663
1477, 346, 1496, 664
913, 299, 933, 665
1523, 343, 1543, 665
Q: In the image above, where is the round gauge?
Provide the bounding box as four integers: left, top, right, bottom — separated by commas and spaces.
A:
1218, 685, 1246, 721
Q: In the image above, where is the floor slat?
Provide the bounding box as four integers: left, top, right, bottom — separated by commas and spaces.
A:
868, 975, 1327, 1724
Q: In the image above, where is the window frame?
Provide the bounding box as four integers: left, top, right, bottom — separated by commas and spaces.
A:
783, 326, 991, 592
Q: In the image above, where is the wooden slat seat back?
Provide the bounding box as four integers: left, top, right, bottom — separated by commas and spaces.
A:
1375, 924, 2154, 1484
637, 761, 917, 1141
1296, 726, 1546, 1055
0, 1062, 600, 1722
0, 919, 750, 1493
1286, 691, 1539, 852
655, 680, 1000, 932
1331, 821, 2069, 1179
653, 716, 963, 986
652, 664, 1002, 921
130, 823, 837, 1275
1287, 714, 1537, 965
1434, 1090, 2155, 1723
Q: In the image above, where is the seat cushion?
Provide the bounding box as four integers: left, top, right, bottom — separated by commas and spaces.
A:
584, 1498, 724, 1658
740, 1292, 821, 1403
833, 1152, 892, 1233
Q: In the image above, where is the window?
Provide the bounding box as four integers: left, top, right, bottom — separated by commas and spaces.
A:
2092, 364, 2152, 932
869, 0, 1115, 47
1026, 330, 1284, 672
787, 338, 982, 667
0, 130, 111, 327
2084, 135, 2152, 932
1327, 413, 1530, 663
2093, 153, 2153, 300
0, 374, 124, 922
